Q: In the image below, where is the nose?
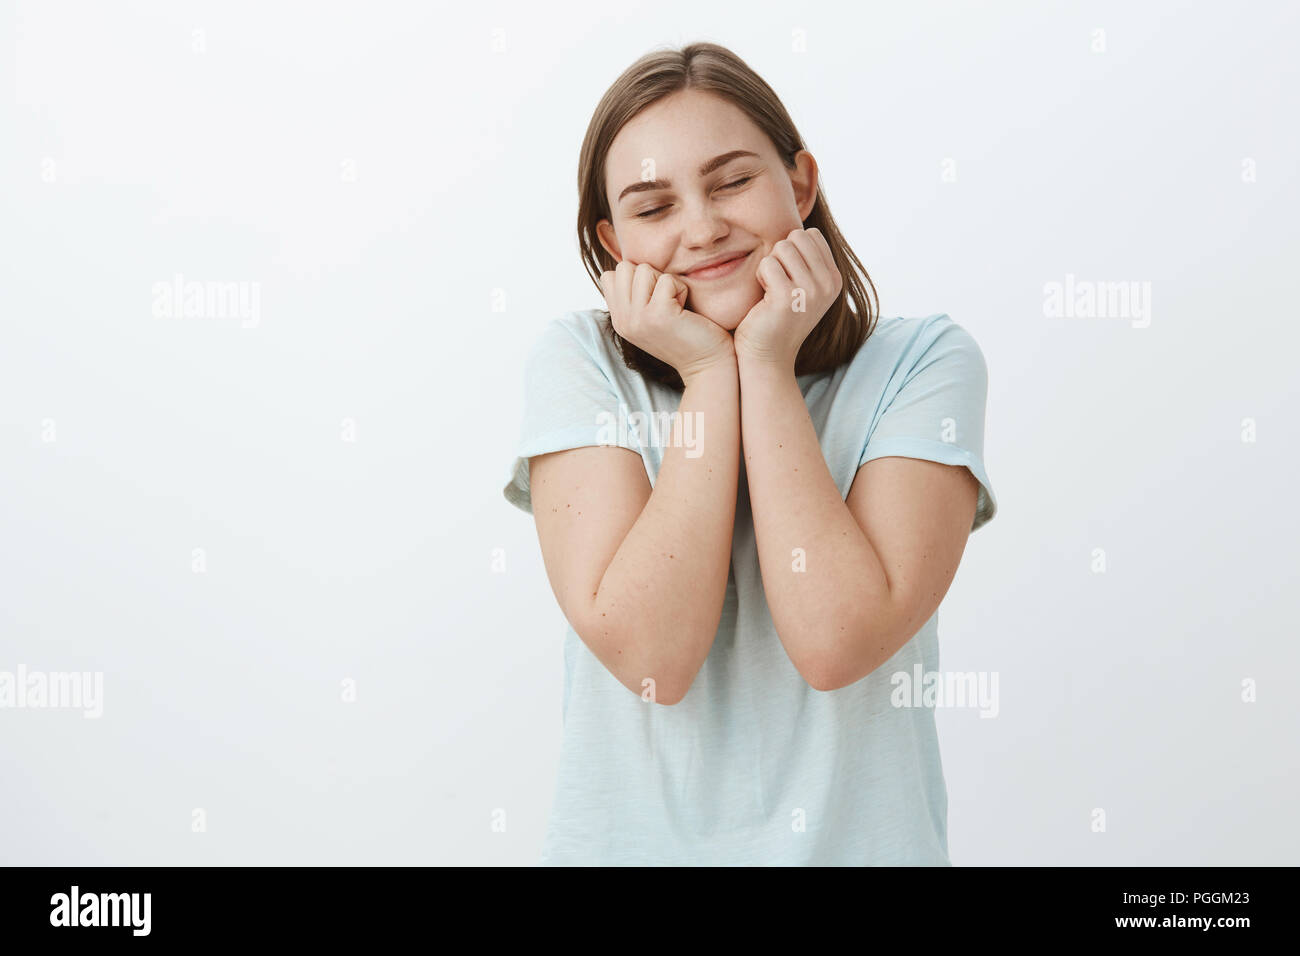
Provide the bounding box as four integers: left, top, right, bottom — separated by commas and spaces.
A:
681, 199, 730, 249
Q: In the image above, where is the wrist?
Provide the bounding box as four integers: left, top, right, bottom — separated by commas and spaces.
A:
735, 343, 796, 380
679, 344, 738, 387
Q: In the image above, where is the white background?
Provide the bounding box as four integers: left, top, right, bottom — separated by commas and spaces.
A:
1, 0, 1297, 865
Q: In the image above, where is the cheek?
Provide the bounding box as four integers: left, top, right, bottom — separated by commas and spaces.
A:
647, 237, 679, 272
749, 186, 802, 239
619, 229, 672, 269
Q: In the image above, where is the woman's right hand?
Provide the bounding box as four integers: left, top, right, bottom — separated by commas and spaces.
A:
599, 260, 735, 383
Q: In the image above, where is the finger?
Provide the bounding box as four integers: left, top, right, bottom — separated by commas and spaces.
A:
614, 259, 635, 308
669, 273, 690, 305
785, 230, 832, 299
801, 226, 837, 275
759, 247, 795, 306
662, 272, 690, 309
774, 236, 816, 295
631, 262, 658, 307
649, 272, 675, 310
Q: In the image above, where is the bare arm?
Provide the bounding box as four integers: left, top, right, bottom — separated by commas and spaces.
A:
529, 357, 740, 705
737, 355, 978, 691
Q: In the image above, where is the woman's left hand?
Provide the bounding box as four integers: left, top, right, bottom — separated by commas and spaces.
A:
733, 227, 842, 372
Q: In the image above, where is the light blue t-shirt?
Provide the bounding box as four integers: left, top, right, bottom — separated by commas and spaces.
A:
503, 308, 997, 865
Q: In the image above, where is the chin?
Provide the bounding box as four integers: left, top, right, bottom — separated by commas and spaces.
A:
689, 287, 761, 332
710, 311, 745, 332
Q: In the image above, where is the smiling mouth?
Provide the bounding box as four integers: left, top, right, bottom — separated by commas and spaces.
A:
685, 250, 752, 280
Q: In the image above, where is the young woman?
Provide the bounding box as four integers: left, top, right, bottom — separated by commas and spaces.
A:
503, 42, 997, 865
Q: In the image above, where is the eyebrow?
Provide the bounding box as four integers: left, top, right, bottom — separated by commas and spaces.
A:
616, 149, 760, 204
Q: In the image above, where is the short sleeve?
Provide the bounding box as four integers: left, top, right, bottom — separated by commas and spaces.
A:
859, 317, 997, 533
502, 316, 641, 515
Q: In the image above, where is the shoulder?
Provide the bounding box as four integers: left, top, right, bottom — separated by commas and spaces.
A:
520, 308, 659, 404
876, 312, 984, 358
847, 313, 987, 382
523, 308, 624, 375
527, 308, 612, 356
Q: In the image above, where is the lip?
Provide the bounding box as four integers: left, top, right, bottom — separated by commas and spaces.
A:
684, 250, 752, 280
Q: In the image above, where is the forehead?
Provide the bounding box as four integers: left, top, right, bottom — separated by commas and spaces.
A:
604, 90, 768, 187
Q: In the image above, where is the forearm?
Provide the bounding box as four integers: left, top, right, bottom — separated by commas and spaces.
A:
737, 356, 890, 690
589, 359, 740, 705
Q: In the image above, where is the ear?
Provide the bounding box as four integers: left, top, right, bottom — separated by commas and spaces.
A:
790, 150, 819, 223
595, 219, 623, 263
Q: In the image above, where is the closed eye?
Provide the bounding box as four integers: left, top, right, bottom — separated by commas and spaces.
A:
634, 175, 755, 218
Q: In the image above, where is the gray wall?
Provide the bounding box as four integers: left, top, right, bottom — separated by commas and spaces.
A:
1, 0, 1295, 865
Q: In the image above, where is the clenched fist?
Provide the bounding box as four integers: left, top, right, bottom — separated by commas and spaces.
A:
599, 261, 736, 384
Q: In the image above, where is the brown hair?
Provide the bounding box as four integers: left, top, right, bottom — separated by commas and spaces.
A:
577, 41, 879, 391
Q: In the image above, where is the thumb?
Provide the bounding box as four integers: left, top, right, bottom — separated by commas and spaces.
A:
669, 273, 689, 308
651, 272, 690, 312
654, 272, 690, 310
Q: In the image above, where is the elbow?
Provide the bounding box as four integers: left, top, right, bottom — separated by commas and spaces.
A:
641, 645, 709, 705
802, 654, 877, 693
783, 633, 845, 692
791, 619, 884, 693
651, 684, 687, 707
574, 617, 700, 707
628, 669, 693, 707
800, 656, 849, 693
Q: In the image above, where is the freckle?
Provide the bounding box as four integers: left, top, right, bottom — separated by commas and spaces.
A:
601, 612, 606, 616
669, 554, 674, 559
778, 443, 782, 448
